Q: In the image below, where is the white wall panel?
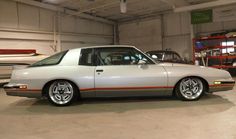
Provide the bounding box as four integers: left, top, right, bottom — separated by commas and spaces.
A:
195, 22, 223, 33
180, 12, 191, 34
164, 12, 191, 36
18, 4, 40, 30
61, 16, 76, 33
0, 1, 114, 56
103, 23, 113, 35
119, 18, 162, 51
164, 35, 191, 59
0, 0, 18, 28
40, 9, 55, 31
164, 13, 181, 36
76, 18, 113, 35
76, 18, 90, 34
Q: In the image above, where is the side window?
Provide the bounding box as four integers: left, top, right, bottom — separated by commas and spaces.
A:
79, 49, 94, 66
173, 53, 181, 61
96, 47, 154, 66
30, 50, 68, 67
164, 53, 173, 61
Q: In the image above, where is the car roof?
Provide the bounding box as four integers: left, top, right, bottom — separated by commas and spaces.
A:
70, 45, 135, 51
147, 50, 179, 54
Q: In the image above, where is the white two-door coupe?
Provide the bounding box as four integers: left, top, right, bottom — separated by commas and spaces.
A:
4, 45, 235, 106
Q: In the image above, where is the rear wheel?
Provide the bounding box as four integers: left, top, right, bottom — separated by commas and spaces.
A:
175, 77, 205, 101
47, 80, 78, 106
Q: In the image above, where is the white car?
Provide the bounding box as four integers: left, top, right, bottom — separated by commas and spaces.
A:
4, 45, 235, 106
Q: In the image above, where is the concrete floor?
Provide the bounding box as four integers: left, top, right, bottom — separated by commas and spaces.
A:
0, 80, 236, 139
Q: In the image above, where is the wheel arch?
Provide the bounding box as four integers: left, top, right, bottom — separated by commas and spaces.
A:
42, 79, 80, 97
172, 76, 209, 95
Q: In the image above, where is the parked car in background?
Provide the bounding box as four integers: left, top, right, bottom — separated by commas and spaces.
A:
0, 49, 48, 85
4, 45, 235, 106
146, 50, 190, 64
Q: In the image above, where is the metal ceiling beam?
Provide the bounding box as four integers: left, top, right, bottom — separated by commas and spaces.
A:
174, 0, 236, 12
74, 0, 120, 15
13, 0, 115, 24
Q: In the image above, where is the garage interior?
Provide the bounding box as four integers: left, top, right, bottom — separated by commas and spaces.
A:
0, 0, 236, 138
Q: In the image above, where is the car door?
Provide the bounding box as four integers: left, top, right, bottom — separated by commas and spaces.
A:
94, 47, 168, 97
77, 48, 96, 98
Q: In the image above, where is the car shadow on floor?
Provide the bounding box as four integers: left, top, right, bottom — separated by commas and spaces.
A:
1, 94, 234, 115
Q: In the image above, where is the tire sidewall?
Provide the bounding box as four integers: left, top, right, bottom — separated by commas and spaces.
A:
175, 77, 205, 101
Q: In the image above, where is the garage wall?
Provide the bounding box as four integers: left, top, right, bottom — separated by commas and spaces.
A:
0, 0, 113, 55
119, 18, 162, 52
163, 12, 192, 59
118, 12, 192, 59
194, 20, 236, 35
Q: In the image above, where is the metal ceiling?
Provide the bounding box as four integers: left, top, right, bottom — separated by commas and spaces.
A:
36, 0, 219, 21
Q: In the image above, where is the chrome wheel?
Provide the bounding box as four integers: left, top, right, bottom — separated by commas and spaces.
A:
48, 81, 74, 105
179, 78, 203, 100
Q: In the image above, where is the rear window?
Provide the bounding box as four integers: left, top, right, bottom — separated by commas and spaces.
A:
29, 50, 68, 67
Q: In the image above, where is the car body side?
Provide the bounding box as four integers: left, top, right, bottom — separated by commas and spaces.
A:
4, 47, 235, 98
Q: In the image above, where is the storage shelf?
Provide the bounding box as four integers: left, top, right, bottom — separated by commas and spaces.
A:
193, 35, 236, 69
195, 45, 235, 51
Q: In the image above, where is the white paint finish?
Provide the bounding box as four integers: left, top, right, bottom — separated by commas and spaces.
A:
0, 30, 54, 41
40, 9, 56, 31
103, 23, 114, 35
164, 12, 191, 36
76, 18, 91, 34
163, 35, 192, 59
18, 4, 40, 30
61, 16, 76, 33
119, 18, 162, 51
5, 46, 234, 99
76, 18, 113, 35
196, 22, 223, 33
61, 43, 94, 51
223, 20, 236, 30
164, 13, 181, 36
213, 5, 236, 22
0, 0, 18, 28
180, 12, 191, 34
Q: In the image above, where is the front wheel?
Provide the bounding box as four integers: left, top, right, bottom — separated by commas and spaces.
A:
175, 77, 205, 101
47, 80, 78, 106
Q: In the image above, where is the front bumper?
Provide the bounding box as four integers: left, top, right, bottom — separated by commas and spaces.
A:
209, 80, 235, 93
3, 83, 42, 98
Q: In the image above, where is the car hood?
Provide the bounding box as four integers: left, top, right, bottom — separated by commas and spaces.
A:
159, 62, 223, 70
158, 62, 233, 79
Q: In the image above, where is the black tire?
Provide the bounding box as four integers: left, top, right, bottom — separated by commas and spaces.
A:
46, 80, 79, 106
175, 77, 205, 101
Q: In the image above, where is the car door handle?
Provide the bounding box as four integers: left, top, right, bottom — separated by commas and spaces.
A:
96, 69, 104, 72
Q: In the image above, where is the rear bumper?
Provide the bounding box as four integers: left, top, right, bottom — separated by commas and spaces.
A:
3, 83, 42, 98
209, 80, 235, 93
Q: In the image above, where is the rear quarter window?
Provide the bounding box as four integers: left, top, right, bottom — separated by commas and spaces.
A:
29, 50, 68, 67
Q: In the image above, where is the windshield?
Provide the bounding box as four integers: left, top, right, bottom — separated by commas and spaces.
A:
29, 50, 68, 67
